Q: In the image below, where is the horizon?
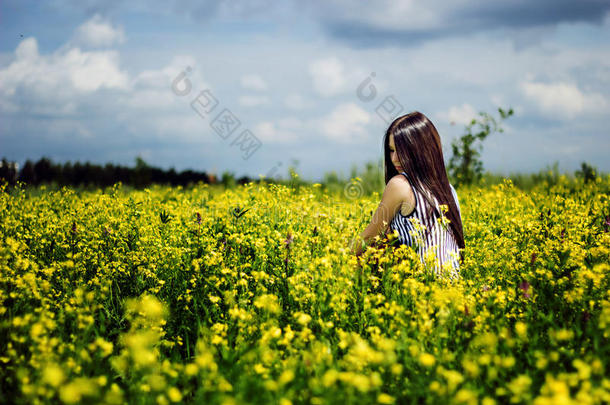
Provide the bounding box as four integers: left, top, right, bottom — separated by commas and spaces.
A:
2, 154, 603, 184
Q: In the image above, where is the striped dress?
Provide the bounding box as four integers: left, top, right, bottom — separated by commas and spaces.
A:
389, 172, 462, 279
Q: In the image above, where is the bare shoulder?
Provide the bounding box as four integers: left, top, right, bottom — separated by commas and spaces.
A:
386, 174, 412, 196
385, 174, 416, 214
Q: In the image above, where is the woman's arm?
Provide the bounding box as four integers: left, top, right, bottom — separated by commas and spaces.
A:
349, 176, 411, 256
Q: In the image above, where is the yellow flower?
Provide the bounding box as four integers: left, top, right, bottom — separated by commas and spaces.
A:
148, 374, 166, 391
377, 393, 395, 404
96, 337, 114, 357
453, 388, 477, 405
295, 312, 312, 326
254, 363, 268, 375
167, 387, 182, 403
507, 374, 532, 400
515, 322, 527, 338
253, 294, 281, 315
42, 363, 65, 387
59, 383, 81, 404
555, 329, 573, 341
278, 369, 295, 386
185, 363, 198, 376
419, 353, 436, 367
444, 369, 464, 391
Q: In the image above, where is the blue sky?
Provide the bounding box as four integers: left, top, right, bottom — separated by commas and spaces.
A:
1, 0, 609, 181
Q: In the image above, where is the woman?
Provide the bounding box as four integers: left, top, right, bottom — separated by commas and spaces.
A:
350, 111, 464, 279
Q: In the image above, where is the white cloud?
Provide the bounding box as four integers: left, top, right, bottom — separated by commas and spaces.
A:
309, 57, 347, 97
126, 55, 206, 110
278, 117, 304, 129
253, 117, 301, 143
15, 37, 39, 61
64, 47, 129, 91
0, 33, 207, 143
318, 102, 371, 142
520, 80, 610, 118
0, 37, 129, 115
240, 74, 267, 91
254, 121, 277, 140
238, 95, 270, 107
131, 55, 200, 90
124, 88, 177, 109
284, 93, 311, 110
436, 103, 478, 126
308, 56, 386, 100
72, 14, 125, 48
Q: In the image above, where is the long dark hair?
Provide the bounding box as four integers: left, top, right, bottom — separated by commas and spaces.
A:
383, 111, 465, 253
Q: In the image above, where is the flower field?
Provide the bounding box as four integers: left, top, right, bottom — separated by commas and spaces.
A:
1, 176, 609, 404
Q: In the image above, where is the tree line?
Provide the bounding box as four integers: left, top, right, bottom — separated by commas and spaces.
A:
0, 157, 255, 188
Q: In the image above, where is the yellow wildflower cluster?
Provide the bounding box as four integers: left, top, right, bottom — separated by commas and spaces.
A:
0, 175, 609, 403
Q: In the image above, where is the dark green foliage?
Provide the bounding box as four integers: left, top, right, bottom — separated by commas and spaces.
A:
448, 107, 514, 186
575, 162, 599, 184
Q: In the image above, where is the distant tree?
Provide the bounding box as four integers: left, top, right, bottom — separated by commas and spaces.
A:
33, 157, 56, 184
167, 168, 178, 186
62, 161, 74, 186
132, 156, 152, 187
0, 159, 18, 185
221, 171, 236, 188
237, 176, 252, 185
18, 160, 36, 184
448, 107, 514, 186
10, 156, 219, 188
575, 162, 598, 184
